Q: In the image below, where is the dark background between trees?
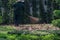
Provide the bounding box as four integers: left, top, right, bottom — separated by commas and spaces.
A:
0, 0, 60, 24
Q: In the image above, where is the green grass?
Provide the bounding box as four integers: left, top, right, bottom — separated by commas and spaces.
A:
0, 25, 16, 31
0, 25, 60, 40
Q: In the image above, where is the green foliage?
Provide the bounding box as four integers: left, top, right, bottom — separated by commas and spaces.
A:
0, 16, 3, 23
0, 32, 60, 40
7, 34, 16, 40
0, 26, 60, 40
53, 10, 60, 19
0, 32, 17, 40
54, 34, 60, 40
41, 34, 55, 40
55, 0, 60, 4
52, 19, 60, 28
0, 26, 16, 31
0, 33, 7, 38
16, 34, 39, 40
0, 0, 17, 24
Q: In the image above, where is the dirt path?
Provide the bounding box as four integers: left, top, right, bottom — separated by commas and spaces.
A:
14, 24, 60, 30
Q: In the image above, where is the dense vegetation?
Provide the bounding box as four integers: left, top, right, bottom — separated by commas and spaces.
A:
0, 0, 60, 24
0, 26, 60, 40
0, 0, 60, 40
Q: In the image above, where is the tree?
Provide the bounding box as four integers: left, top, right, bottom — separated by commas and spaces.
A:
24, 0, 31, 23
39, 0, 54, 23
39, 0, 46, 23
1, 0, 9, 24
0, 0, 16, 24
32, 0, 38, 17
53, 0, 60, 10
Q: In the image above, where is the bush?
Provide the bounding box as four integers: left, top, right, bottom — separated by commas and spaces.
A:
0, 16, 3, 24
41, 34, 55, 40
53, 10, 60, 19
7, 34, 16, 40
54, 34, 60, 40
52, 19, 60, 28
16, 34, 40, 40
0, 25, 60, 40
0, 33, 7, 38
0, 31, 60, 40
0, 26, 16, 31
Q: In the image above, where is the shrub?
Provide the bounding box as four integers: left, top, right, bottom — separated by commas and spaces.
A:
0, 26, 16, 31
52, 19, 60, 28
0, 16, 3, 24
0, 31, 60, 40
0, 33, 7, 38
16, 34, 40, 40
41, 34, 55, 40
54, 34, 60, 40
7, 34, 16, 40
53, 10, 60, 19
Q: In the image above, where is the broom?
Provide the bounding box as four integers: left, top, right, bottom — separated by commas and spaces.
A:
25, 13, 40, 23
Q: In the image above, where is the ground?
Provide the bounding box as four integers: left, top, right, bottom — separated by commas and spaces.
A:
0, 24, 60, 40
0, 24, 60, 34
14, 24, 60, 30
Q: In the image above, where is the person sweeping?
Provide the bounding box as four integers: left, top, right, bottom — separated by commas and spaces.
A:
13, 0, 40, 26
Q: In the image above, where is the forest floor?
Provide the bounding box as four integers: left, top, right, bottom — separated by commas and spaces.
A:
12, 24, 60, 30
0, 24, 60, 35
0, 24, 60, 31
0, 25, 60, 40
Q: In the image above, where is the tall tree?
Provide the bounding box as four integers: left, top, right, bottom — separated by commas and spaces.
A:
1, 0, 9, 24
32, 0, 38, 17
39, 0, 53, 23
24, 0, 31, 23
46, 0, 53, 23
1, 0, 16, 24
39, 0, 46, 23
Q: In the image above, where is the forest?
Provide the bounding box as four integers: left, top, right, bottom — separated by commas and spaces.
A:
0, 0, 60, 40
